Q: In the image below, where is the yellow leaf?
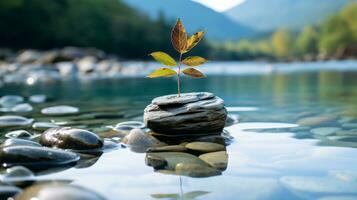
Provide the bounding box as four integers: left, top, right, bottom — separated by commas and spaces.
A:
171, 19, 187, 53
184, 31, 205, 53
182, 68, 206, 78
182, 56, 207, 66
147, 67, 177, 78
149, 52, 177, 66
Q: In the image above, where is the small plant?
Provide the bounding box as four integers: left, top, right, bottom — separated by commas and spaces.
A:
147, 18, 207, 97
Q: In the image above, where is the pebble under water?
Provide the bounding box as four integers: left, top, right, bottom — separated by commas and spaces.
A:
0, 67, 357, 200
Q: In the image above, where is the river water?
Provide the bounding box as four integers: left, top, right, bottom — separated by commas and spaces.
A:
1, 61, 357, 199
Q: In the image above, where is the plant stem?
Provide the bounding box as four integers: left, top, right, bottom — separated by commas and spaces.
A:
177, 53, 182, 97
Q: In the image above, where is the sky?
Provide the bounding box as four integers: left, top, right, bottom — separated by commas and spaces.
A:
192, 0, 245, 12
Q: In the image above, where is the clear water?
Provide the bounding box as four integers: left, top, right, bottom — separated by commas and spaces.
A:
1, 61, 357, 200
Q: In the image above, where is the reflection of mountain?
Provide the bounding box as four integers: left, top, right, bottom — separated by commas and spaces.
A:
122, 0, 255, 40
225, 0, 355, 31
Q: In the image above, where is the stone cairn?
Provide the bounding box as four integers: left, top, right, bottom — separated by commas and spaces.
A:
140, 92, 230, 177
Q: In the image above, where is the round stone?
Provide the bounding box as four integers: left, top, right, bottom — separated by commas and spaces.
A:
11, 103, 33, 112
0, 145, 80, 167
185, 142, 225, 153
41, 105, 79, 115
40, 127, 103, 150
123, 128, 165, 153
0, 95, 24, 107
2, 138, 41, 147
0, 116, 33, 128
199, 151, 228, 170
29, 94, 47, 103
5, 130, 33, 139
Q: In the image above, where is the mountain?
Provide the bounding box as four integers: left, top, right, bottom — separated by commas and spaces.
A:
122, 0, 255, 40
225, 0, 355, 31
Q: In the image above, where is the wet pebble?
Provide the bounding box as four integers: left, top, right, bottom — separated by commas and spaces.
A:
3, 166, 34, 182
40, 127, 103, 150
29, 94, 46, 103
5, 130, 33, 139
175, 163, 221, 178
15, 183, 107, 200
41, 105, 79, 115
2, 138, 41, 147
11, 103, 33, 112
145, 152, 209, 170
0, 95, 24, 107
311, 127, 341, 136
0, 116, 33, 128
112, 121, 145, 132
147, 145, 187, 153
185, 142, 225, 153
123, 128, 165, 152
199, 151, 228, 170
0, 145, 80, 167
32, 122, 59, 131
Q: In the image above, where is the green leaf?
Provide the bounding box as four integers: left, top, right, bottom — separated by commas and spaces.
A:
149, 51, 177, 66
171, 18, 187, 53
184, 31, 205, 53
182, 68, 206, 78
182, 56, 207, 66
147, 67, 177, 78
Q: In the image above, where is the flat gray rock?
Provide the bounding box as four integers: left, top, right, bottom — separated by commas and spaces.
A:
152, 92, 214, 106
144, 93, 227, 135
185, 142, 225, 153
199, 151, 228, 170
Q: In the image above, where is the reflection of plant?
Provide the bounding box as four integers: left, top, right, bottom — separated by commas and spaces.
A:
147, 18, 207, 97
151, 191, 210, 200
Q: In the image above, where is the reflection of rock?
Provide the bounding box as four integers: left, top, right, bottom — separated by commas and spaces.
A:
40, 127, 103, 150
0, 146, 79, 167
185, 142, 225, 154
199, 151, 228, 170
151, 190, 210, 200
175, 163, 221, 178
144, 92, 227, 135
15, 183, 107, 200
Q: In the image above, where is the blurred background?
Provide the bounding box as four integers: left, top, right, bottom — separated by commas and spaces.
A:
0, 0, 356, 62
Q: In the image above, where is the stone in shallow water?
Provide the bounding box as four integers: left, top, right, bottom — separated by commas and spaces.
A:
2, 138, 41, 147
5, 130, 33, 139
0, 145, 79, 167
311, 127, 341, 136
342, 123, 357, 129
0, 116, 33, 128
41, 105, 79, 115
296, 116, 336, 126
11, 103, 33, 112
145, 152, 209, 170
336, 129, 357, 136
147, 145, 187, 153
123, 129, 165, 153
144, 92, 227, 135
185, 142, 225, 153
0, 184, 22, 199
15, 183, 107, 200
175, 162, 221, 178
112, 121, 145, 133
199, 151, 228, 170
29, 94, 47, 103
3, 166, 34, 180
40, 127, 103, 150
32, 122, 59, 131
0, 95, 24, 107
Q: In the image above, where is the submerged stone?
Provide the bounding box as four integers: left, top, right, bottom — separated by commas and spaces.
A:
11, 103, 33, 112
0, 145, 79, 167
15, 183, 107, 200
32, 122, 59, 131
146, 152, 209, 170
123, 128, 165, 152
41, 105, 79, 115
0, 184, 22, 199
40, 127, 103, 150
2, 138, 41, 147
0, 95, 24, 108
297, 116, 336, 126
144, 92, 227, 135
311, 127, 341, 136
29, 94, 47, 103
185, 142, 225, 153
5, 130, 33, 139
199, 151, 228, 170
0, 116, 33, 128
